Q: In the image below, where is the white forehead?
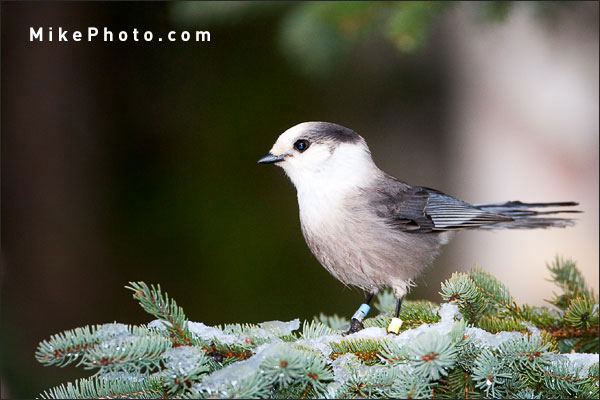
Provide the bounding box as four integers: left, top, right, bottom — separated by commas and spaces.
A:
270, 122, 321, 154
280, 122, 323, 143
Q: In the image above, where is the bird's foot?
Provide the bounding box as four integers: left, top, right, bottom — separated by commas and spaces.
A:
387, 317, 403, 335
345, 303, 371, 335
346, 318, 364, 334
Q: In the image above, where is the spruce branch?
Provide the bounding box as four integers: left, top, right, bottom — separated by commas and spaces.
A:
163, 346, 211, 396
564, 295, 599, 330
409, 331, 458, 381
386, 367, 434, 399
362, 314, 392, 329
544, 325, 599, 340
449, 322, 482, 373
363, 300, 440, 332
539, 329, 559, 353
260, 347, 306, 388
578, 362, 600, 399
300, 320, 335, 339
434, 367, 479, 399
373, 289, 397, 314
205, 342, 253, 364
398, 301, 441, 330
470, 265, 519, 315
259, 346, 333, 397
39, 375, 164, 399
81, 330, 171, 374
477, 315, 526, 333
330, 338, 389, 364
509, 387, 541, 399
440, 272, 487, 324
518, 305, 562, 328
217, 323, 273, 348
126, 282, 193, 347
189, 373, 271, 399
302, 350, 334, 397
36, 323, 169, 373
498, 335, 552, 375
540, 360, 587, 397
546, 257, 596, 310
472, 350, 512, 398
315, 313, 349, 331
333, 364, 432, 399
36, 325, 100, 368
379, 340, 411, 365
37, 257, 598, 399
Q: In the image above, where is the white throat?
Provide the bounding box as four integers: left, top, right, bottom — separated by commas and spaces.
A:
282, 144, 380, 224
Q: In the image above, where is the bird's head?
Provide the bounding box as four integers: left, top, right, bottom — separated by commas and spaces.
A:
258, 122, 377, 191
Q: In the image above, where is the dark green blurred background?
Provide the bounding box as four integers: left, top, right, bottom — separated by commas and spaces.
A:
2, 2, 598, 398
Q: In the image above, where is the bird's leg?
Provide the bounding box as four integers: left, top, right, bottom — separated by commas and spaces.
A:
395, 297, 403, 318
387, 297, 404, 334
347, 291, 376, 334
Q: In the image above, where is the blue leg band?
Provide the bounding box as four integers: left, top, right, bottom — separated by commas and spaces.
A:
351, 303, 371, 322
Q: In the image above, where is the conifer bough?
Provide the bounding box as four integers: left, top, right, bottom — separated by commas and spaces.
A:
36, 257, 599, 399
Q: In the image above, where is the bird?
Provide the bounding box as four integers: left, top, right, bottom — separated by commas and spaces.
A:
258, 121, 579, 334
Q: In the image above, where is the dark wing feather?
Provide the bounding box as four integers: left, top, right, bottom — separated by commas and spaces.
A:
423, 188, 512, 230
368, 176, 579, 232
368, 178, 510, 233
369, 183, 434, 232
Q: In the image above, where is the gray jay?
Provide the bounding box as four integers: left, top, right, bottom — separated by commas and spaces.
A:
258, 121, 579, 334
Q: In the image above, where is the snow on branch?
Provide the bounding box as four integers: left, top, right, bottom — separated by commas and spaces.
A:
37, 257, 599, 399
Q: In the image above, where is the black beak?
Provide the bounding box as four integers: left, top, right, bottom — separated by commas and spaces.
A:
257, 153, 285, 164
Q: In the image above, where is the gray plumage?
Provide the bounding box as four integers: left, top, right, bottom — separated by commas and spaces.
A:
259, 122, 580, 300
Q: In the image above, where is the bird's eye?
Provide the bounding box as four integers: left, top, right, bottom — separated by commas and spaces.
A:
294, 139, 310, 152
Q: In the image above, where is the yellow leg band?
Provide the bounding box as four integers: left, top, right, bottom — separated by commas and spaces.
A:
387, 317, 403, 334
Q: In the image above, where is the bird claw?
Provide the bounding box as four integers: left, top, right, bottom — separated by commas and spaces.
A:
346, 318, 364, 334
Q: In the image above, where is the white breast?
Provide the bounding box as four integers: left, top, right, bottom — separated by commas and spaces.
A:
290, 143, 379, 223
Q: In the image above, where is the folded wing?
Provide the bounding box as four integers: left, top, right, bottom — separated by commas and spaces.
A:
368, 177, 580, 233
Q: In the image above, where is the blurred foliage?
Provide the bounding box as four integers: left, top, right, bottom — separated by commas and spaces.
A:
169, 1, 569, 77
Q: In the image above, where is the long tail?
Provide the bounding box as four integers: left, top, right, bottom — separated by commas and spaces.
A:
474, 201, 581, 229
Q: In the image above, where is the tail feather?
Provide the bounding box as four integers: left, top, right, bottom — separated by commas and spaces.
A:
475, 201, 581, 230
